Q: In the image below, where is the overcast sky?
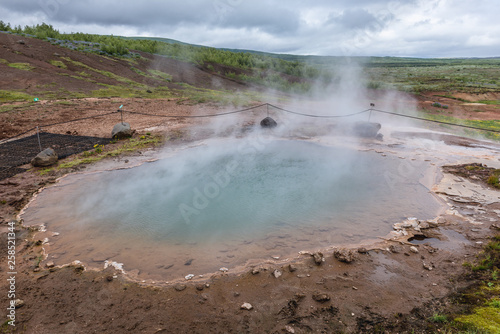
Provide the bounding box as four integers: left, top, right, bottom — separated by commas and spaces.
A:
1, 0, 499, 57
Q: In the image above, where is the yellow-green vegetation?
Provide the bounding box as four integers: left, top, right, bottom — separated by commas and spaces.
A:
452, 236, 500, 333
487, 170, 500, 189
418, 111, 500, 141
47, 135, 163, 172
49, 59, 67, 69
1, 58, 34, 71
0, 102, 33, 113
61, 57, 145, 87
89, 85, 174, 99
147, 69, 172, 81
7, 62, 35, 71
0, 90, 35, 103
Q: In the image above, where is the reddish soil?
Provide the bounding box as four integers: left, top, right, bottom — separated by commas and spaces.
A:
1, 33, 500, 334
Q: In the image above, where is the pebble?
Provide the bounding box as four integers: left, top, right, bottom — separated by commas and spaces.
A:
174, 284, 187, 292
312, 252, 324, 265
273, 269, 282, 278
241, 302, 253, 310
357, 247, 368, 254
219, 267, 229, 273
423, 263, 433, 271
185, 274, 195, 280
195, 284, 204, 291
45, 261, 55, 268
284, 325, 295, 333
333, 249, 356, 263
312, 292, 331, 303
14, 299, 24, 308
288, 264, 298, 272
251, 268, 260, 275
410, 246, 419, 253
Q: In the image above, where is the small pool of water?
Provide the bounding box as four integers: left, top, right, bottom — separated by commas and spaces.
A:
22, 139, 443, 281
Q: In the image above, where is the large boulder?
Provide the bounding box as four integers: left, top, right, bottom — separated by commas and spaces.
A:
31, 148, 58, 167
260, 117, 278, 128
352, 121, 381, 138
111, 122, 132, 139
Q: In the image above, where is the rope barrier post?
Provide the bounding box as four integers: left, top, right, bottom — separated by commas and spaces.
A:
119, 105, 124, 125
36, 126, 42, 152
369, 103, 375, 122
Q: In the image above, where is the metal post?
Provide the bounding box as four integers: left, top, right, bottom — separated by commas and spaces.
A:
368, 110, 372, 122
267, 104, 269, 117
36, 126, 42, 152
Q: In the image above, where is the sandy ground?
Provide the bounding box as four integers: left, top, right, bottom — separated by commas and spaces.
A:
1, 99, 500, 333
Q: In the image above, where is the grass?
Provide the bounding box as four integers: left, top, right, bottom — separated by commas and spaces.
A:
147, 69, 172, 81
417, 111, 500, 141
61, 56, 145, 87
0, 90, 35, 103
7, 62, 35, 71
430, 314, 448, 323
52, 135, 163, 171
49, 59, 67, 69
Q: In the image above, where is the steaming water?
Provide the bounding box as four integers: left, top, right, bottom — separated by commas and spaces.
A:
22, 139, 442, 280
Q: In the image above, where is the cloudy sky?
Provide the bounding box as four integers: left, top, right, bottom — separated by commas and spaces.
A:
1, 0, 499, 57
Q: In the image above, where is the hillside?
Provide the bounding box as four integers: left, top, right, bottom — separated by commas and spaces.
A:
0, 32, 251, 102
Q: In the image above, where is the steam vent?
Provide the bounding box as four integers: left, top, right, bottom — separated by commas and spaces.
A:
260, 116, 278, 128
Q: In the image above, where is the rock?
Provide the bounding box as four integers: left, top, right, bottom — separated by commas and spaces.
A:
17, 40, 25, 45
419, 222, 431, 229
111, 122, 132, 139
251, 268, 260, 275
106, 275, 113, 282
357, 247, 368, 254
423, 263, 433, 271
273, 269, 282, 278
219, 267, 229, 273
389, 245, 402, 254
233, 292, 240, 297
241, 302, 253, 310
184, 259, 194, 266
195, 284, 204, 291
410, 246, 419, 253
312, 292, 331, 303
333, 249, 356, 263
31, 148, 58, 167
14, 299, 24, 308
284, 325, 295, 333
312, 252, 324, 265
260, 117, 277, 128
185, 274, 195, 280
288, 264, 297, 272
201, 293, 209, 300
352, 121, 381, 138
174, 284, 187, 292
45, 261, 55, 268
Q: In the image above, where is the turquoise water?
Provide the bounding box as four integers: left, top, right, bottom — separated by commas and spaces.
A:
23, 139, 442, 279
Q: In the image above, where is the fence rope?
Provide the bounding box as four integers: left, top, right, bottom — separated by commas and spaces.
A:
2, 103, 500, 144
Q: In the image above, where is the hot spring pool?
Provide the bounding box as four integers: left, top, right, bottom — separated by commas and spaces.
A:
22, 138, 443, 281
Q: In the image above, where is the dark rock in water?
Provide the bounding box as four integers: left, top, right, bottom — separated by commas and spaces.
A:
31, 148, 58, 167
112, 122, 132, 139
352, 121, 381, 138
260, 116, 278, 128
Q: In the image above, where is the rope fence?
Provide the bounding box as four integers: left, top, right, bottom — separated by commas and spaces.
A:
1, 102, 499, 181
